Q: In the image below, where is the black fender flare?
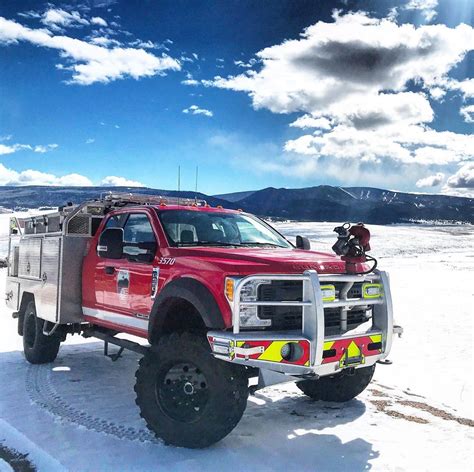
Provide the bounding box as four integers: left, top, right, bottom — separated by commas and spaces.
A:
148, 277, 225, 343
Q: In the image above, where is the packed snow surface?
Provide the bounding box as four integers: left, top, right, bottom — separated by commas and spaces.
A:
0, 213, 473, 471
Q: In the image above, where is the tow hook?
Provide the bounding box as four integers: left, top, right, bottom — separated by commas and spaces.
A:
300, 373, 319, 380
344, 367, 356, 376
377, 359, 393, 365
393, 325, 403, 338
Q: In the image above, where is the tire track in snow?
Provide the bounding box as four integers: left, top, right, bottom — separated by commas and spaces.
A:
25, 365, 159, 444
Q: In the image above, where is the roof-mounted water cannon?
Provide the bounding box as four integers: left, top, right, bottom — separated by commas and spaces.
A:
332, 222, 377, 274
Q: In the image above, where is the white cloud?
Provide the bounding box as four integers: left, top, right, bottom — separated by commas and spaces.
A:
56, 173, 93, 186
0, 142, 58, 155
0, 143, 30, 155
128, 39, 164, 50
446, 162, 474, 189
429, 87, 446, 100
209, 12, 473, 114
41, 9, 89, 31
0, 163, 92, 186
33, 143, 58, 153
181, 79, 199, 86
290, 115, 332, 129
284, 123, 473, 166
442, 162, 474, 197
460, 104, 474, 123
453, 79, 474, 99
180, 53, 199, 64
0, 16, 181, 85
0, 165, 145, 188
89, 36, 121, 47
182, 105, 213, 117
205, 11, 474, 183
404, 0, 438, 22
234, 58, 258, 68
438, 78, 474, 100
91, 17, 108, 27
85, 138, 95, 144
17, 11, 42, 20
101, 175, 144, 187
416, 172, 444, 187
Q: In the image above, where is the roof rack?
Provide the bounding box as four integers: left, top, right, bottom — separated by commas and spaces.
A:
100, 192, 208, 208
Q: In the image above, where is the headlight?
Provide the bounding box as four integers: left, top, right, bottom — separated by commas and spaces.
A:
239, 306, 271, 328
362, 282, 383, 299
225, 278, 272, 328
320, 284, 336, 302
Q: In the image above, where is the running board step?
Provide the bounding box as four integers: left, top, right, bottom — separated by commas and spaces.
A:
83, 328, 149, 356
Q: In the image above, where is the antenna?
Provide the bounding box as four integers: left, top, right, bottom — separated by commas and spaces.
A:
195, 166, 199, 193
177, 165, 181, 206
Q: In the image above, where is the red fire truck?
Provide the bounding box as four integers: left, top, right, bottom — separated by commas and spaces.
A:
5, 193, 401, 448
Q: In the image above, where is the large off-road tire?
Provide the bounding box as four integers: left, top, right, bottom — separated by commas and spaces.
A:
297, 365, 375, 402
23, 301, 61, 364
134, 332, 248, 448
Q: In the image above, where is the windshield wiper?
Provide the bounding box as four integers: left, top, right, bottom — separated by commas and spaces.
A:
240, 242, 287, 248
177, 241, 287, 248
177, 241, 244, 247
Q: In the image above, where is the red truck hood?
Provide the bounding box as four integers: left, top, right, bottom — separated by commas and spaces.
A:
170, 247, 355, 275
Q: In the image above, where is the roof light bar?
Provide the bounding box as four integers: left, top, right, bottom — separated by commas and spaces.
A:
101, 192, 208, 207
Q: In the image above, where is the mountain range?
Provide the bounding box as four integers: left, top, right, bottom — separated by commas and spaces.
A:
0, 185, 472, 224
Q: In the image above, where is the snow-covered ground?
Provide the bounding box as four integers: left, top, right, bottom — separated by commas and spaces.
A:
0, 214, 473, 471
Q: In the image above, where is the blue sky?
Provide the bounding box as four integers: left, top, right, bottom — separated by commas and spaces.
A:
0, 0, 473, 196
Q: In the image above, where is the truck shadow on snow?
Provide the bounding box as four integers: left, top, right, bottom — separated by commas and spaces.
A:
0, 342, 379, 471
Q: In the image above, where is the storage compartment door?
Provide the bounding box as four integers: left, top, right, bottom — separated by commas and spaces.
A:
18, 238, 42, 279
37, 238, 61, 322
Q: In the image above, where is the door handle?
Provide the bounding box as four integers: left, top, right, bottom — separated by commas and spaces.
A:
104, 266, 116, 275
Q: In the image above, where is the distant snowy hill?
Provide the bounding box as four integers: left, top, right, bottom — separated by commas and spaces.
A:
220, 186, 474, 224
213, 190, 257, 202
0, 186, 230, 210
0, 184, 472, 224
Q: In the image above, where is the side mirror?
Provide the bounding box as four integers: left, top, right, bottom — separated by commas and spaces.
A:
296, 235, 311, 250
98, 228, 123, 259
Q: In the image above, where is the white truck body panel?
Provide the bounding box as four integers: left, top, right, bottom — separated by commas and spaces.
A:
5, 204, 104, 324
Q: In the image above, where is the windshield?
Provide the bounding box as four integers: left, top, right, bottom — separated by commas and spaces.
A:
157, 210, 292, 248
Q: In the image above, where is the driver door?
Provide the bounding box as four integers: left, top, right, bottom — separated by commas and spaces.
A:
102, 211, 159, 328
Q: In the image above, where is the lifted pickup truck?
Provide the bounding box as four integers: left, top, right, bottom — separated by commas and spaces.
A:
5, 193, 401, 448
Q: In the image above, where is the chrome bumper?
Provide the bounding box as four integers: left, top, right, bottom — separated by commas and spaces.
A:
208, 269, 399, 377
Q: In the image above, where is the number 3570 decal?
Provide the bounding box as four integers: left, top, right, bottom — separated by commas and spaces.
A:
159, 257, 176, 265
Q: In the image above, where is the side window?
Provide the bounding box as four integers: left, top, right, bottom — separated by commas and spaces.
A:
122, 213, 157, 262
104, 213, 127, 229
123, 214, 156, 243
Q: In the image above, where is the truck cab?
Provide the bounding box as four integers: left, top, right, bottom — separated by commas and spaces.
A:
5, 192, 401, 448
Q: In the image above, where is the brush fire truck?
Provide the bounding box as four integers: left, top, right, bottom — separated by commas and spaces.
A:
5, 193, 401, 448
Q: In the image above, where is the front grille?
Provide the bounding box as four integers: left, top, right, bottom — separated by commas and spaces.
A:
324, 308, 369, 335
255, 280, 370, 333
258, 281, 303, 330
334, 282, 363, 299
